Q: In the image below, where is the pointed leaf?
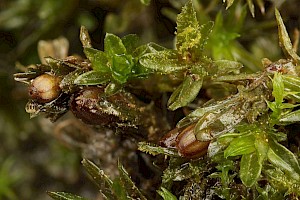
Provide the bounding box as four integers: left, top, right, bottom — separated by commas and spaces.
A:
209, 12, 240, 60
213, 60, 243, 76
225, 0, 235, 9
111, 178, 130, 200
104, 33, 127, 56
176, 0, 198, 40
282, 74, 300, 93
264, 168, 300, 196
138, 142, 180, 157
74, 71, 110, 85
111, 54, 134, 83
256, 0, 265, 14
240, 152, 262, 187
80, 26, 92, 48
272, 72, 284, 105
224, 135, 256, 158
104, 82, 123, 96
60, 69, 86, 92
247, 0, 255, 17
275, 9, 300, 63
254, 136, 269, 164
267, 138, 300, 180
134, 42, 166, 57
198, 22, 214, 53
121, 34, 139, 54
279, 109, 300, 124
176, 1, 213, 59
118, 163, 147, 200
168, 72, 204, 110
140, 0, 151, 6
176, 0, 200, 56
81, 159, 116, 199
157, 187, 177, 200
139, 50, 189, 73
84, 47, 110, 72
47, 192, 89, 200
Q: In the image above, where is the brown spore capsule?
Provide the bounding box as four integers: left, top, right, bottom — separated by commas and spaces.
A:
28, 74, 62, 103
70, 87, 121, 126
176, 125, 210, 159
160, 124, 210, 159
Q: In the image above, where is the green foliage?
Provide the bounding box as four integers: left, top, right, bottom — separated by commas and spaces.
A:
49, 159, 146, 200
47, 192, 89, 200
176, 1, 213, 59
157, 187, 177, 200
223, 0, 267, 17
240, 152, 261, 187
208, 11, 241, 60
140, 0, 151, 6
138, 142, 180, 157
11, 0, 300, 199
224, 135, 256, 158
75, 30, 142, 90
275, 9, 300, 63
167, 71, 204, 110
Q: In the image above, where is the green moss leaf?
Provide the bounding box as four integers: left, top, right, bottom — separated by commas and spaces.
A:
104, 82, 123, 96
254, 135, 269, 164
104, 33, 127, 56
139, 50, 189, 73
267, 138, 300, 181
176, 0, 198, 42
168, 71, 204, 111
279, 109, 300, 125
209, 12, 240, 60
240, 152, 261, 187
138, 142, 180, 157
275, 9, 300, 63
60, 69, 86, 92
176, 1, 213, 59
134, 42, 166, 57
224, 135, 256, 158
84, 47, 110, 72
74, 71, 110, 85
212, 60, 243, 76
80, 26, 92, 48
246, 0, 255, 17
118, 163, 147, 200
47, 192, 89, 200
81, 159, 116, 199
121, 34, 140, 54
111, 54, 134, 83
272, 72, 284, 105
111, 178, 129, 200
264, 168, 300, 196
157, 187, 177, 200
282, 75, 300, 92
224, 0, 235, 9
140, 0, 151, 6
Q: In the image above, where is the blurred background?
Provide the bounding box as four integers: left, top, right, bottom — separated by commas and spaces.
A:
0, 0, 299, 199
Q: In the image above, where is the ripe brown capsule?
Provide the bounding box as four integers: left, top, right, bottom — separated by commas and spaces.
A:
70, 86, 146, 127
160, 124, 210, 159
28, 74, 62, 103
70, 87, 119, 126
